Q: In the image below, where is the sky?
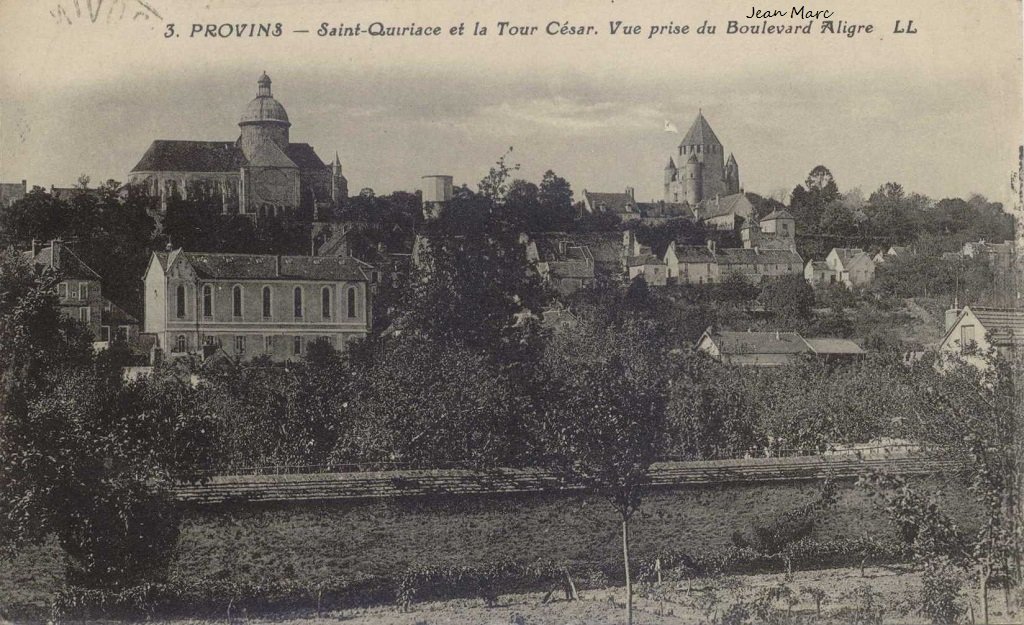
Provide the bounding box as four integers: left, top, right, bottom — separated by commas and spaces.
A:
1, 0, 1022, 206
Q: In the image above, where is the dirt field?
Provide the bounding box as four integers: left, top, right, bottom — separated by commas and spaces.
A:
143, 565, 1017, 625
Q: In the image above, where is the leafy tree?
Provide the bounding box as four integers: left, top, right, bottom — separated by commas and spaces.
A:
665, 354, 756, 458
0, 186, 67, 246
789, 165, 840, 229
343, 336, 535, 467
758, 274, 815, 323
536, 318, 670, 625
537, 170, 576, 229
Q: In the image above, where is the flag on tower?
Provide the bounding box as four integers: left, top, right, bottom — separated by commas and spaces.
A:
664, 120, 679, 133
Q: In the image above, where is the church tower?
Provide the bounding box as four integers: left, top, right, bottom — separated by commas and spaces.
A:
331, 152, 348, 207
238, 72, 291, 160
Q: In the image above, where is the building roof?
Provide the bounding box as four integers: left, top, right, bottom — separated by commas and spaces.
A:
697, 193, 750, 220
626, 253, 664, 268
829, 247, 868, 269
583, 191, 635, 214
131, 140, 326, 173
565, 232, 623, 268
156, 250, 370, 282
679, 112, 722, 146
132, 140, 246, 173
545, 260, 594, 280
239, 73, 290, 126
704, 330, 810, 355
804, 338, 865, 355
669, 244, 716, 263
717, 248, 801, 265
761, 209, 794, 221
26, 243, 102, 280
966, 307, 1024, 344
636, 201, 694, 219
246, 141, 297, 168
807, 260, 830, 271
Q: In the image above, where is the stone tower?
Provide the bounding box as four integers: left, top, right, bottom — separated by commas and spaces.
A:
238, 72, 291, 160
331, 152, 348, 206
663, 112, 736, 204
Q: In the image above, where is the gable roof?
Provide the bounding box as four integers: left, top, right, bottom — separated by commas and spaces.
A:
804, 338, 865, 355
703, 330, 810, 355
668, 243, 716, 263
132, 140, 328, 173
967, 307, 1024, 344
698, 193, 752, 220
680, 112, 722, 146
132, 140, 246, 173
636, 201, 694, 219
762, 209, 794, 221
155, 250, 369, 282
26, 243, 102, 280
567, 232, 623, 267
829, 247, 868, 269
246, 141, 298, 168
583, 191, 635, 214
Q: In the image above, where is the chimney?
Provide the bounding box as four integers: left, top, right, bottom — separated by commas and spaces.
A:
276, 254, 282, 277
31, 239, 39, 257
49, 239, 60, 268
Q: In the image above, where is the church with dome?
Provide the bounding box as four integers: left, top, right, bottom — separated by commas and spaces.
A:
129, 72, 347, 220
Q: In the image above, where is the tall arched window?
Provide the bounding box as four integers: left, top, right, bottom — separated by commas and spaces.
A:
176, 285, 186, 318
232, 285, 243, 317
294, 287, 303, 318
321, 287, 331, 318
347, 287, 357, 318
175, 334, 186, 352
202, 285, 213, 317
262, 286, 272, 318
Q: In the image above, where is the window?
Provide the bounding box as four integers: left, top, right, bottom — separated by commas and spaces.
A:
293, 335, 303, 356
117, 326, 129, 342
232, 285, 243, 318
264, 336, 273, 354
347, 287, 357, 318
262, 286, 272, 318
58, 282, 67, 298
79, 283, 88, 299
203, 335, 216, 347
176, 284, 186, 318
202, 285, 213, 317
321, 287, 331, 318
79, 306, 90, 322
961, 325, 976, 352
235, 335, 246, 354
175, 335, 186, 352
100, 326, 110, 342
294, 287, 303, 318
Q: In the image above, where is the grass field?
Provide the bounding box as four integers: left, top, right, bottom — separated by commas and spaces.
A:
143, 565, 1019, 625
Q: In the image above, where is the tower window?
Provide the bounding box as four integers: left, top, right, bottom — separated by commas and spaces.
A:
175, 334, 186, 352
233, 285, 243, 317
321, 287, 331, 318
293, 335, 303, 356
294, 287, 303, 318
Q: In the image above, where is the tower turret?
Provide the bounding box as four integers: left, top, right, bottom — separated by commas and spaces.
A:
685, 153, 702, 204
331, 152, 348, 207
725, 153, 740, 194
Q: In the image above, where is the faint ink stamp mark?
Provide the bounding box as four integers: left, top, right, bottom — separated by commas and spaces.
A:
50, 0, 162, 25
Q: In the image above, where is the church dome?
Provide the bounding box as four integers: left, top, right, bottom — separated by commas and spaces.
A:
239, 72, 290, 127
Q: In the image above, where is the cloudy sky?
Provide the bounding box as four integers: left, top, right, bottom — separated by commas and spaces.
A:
1, 0, 1021, 205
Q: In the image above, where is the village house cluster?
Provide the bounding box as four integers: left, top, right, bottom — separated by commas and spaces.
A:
6, 74, 1021, 370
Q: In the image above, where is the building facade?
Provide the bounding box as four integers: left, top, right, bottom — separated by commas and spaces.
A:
938, 305, 1024, 369
129, 73, 348, 221
144, 249, 371, 361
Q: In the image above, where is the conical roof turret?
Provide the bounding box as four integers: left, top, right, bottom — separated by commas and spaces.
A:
679, 111, 721, 147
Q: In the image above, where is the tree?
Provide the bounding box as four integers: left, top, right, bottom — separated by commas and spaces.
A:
536, 319, 670, 625
538, 170, 576, 229
0, 186, 67, 246
758, 274, 815, 323
0, 250, 213, 588
790, 165, 840, 229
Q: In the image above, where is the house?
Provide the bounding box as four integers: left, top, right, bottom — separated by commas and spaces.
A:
695, 193, 755, 230
872, 245, 913, 265
143, 249, 372, 361
716, 247, 803, 285
962, 240, 1016, 272
582, 188, 639, 217
23, 240, 104, 340
695, 329, 865, 366
741, 209, 796, 250
807, 248, 875, 288
938, 305, 1024, 369
522, 234, 596, 295
623, 231, 667, 285
0, 179, 26, 207
664, 240, 718, 285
